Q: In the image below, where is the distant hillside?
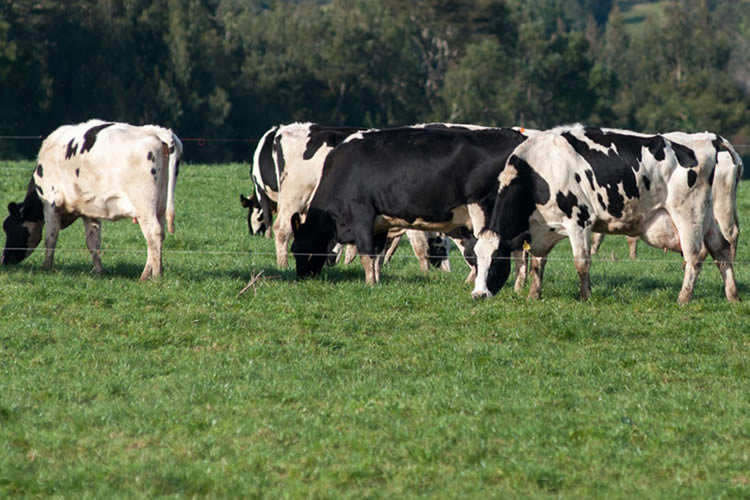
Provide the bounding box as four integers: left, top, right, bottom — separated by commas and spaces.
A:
618, 0, 665, 35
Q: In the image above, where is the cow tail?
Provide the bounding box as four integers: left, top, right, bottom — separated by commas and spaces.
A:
166, 132, 181, 234
719, 136, 744, 181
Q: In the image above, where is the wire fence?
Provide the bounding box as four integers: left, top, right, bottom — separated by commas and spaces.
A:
1, 246, 747, 267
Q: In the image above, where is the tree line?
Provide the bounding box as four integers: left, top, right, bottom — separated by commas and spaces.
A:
1, 0, 749, 163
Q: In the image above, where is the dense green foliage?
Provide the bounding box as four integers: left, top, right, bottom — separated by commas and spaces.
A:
1, 0, 749, 162
1, 161, 749, 497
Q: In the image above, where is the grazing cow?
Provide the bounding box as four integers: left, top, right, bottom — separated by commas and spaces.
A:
290, 126, 532, 283
590, 137, 743, 261
472, 124, 739, 304
2, 120, 182, 280
271, 122, 365, 268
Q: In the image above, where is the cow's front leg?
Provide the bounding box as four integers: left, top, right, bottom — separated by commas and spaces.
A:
83, 217, 104, 274
42, 214, 62, 269
512, 249, 528, 292
527, 255, 547, 300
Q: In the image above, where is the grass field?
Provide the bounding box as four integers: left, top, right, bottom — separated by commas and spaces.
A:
1, 160, 749, 498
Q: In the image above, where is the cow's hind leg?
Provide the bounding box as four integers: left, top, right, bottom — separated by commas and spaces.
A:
137, 216, 165, 280
83, 217, 104, 274
568, 228, 593, 300
704, 221, 739, 302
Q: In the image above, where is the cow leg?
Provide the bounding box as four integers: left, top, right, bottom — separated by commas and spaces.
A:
704, 221, 739, 302
673, 225, 704, 305
626, 236, 638, 259
344, 243, 358, 264
383, 232, 402, 266
83, 217, 103, 274
137, 216, 164, 280
512, 250, 528, 292
591, 233, 605, 255
273, 218, 292, 268
406, 230, 430, 273
360, 254, 377, 284
42, 213, 62, 269
527, 255, 547, 300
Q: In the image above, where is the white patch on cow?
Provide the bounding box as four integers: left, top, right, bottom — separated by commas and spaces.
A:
472, 230, 500, 298
251, 125, 279, 200
375, 205, 471, 234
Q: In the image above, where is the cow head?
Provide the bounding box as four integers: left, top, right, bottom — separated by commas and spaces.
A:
291, 209, 336, 279
2, 199, 44, 266
472, 231, 530, 298
239, 193, 265, 235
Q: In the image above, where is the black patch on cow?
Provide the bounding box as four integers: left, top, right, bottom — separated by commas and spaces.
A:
151, 168, 157, 176
270, 133, 284, 189
35, 185, 43, 196
577, 204, 590, 228
556, 191, 578, 219
574, 173, 581, 183
80, 122, 114, 154
584, 169, 595, 190
670, 142, 698, 168
302, 125, 363, 160
643, 175, 650, 191
708, 167, 714, 187
65, 139, 78, 159
563, 130, 648, 218
687, 169, 697, 188
148, 151, 155, 162
35, 164, 43, 178
596, 193, 606, 210
169, 144, 175, 154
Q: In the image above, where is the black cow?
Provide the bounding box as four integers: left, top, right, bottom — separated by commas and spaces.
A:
290, 126, 532, 283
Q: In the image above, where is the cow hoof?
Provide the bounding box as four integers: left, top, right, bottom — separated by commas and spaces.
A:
471, 290, 492, 300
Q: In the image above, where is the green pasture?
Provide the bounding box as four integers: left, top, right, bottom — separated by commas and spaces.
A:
1, 161, 749, 498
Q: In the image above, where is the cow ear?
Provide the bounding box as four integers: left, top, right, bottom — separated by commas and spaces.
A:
501, 232, 531, 252
291, 213, 302, 235
240, 194, 249, 208
8, 202, 21, 218
509, 232, 531, 251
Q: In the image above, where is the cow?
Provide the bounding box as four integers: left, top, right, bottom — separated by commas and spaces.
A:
472, 124, 739, 304
591, 138, 743, 262
1, 119, 182, 280
290, 126, 533, 284
270, 122, 366, 268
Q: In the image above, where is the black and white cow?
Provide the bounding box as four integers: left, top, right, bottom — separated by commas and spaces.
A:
2, 119, 182, 280
271, 122, 366, 267
472, 124, 739, 304
590, 134, 744, 261
290, 126, 532, 283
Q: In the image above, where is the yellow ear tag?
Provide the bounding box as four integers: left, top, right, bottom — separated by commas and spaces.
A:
523, 240, 531, 251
